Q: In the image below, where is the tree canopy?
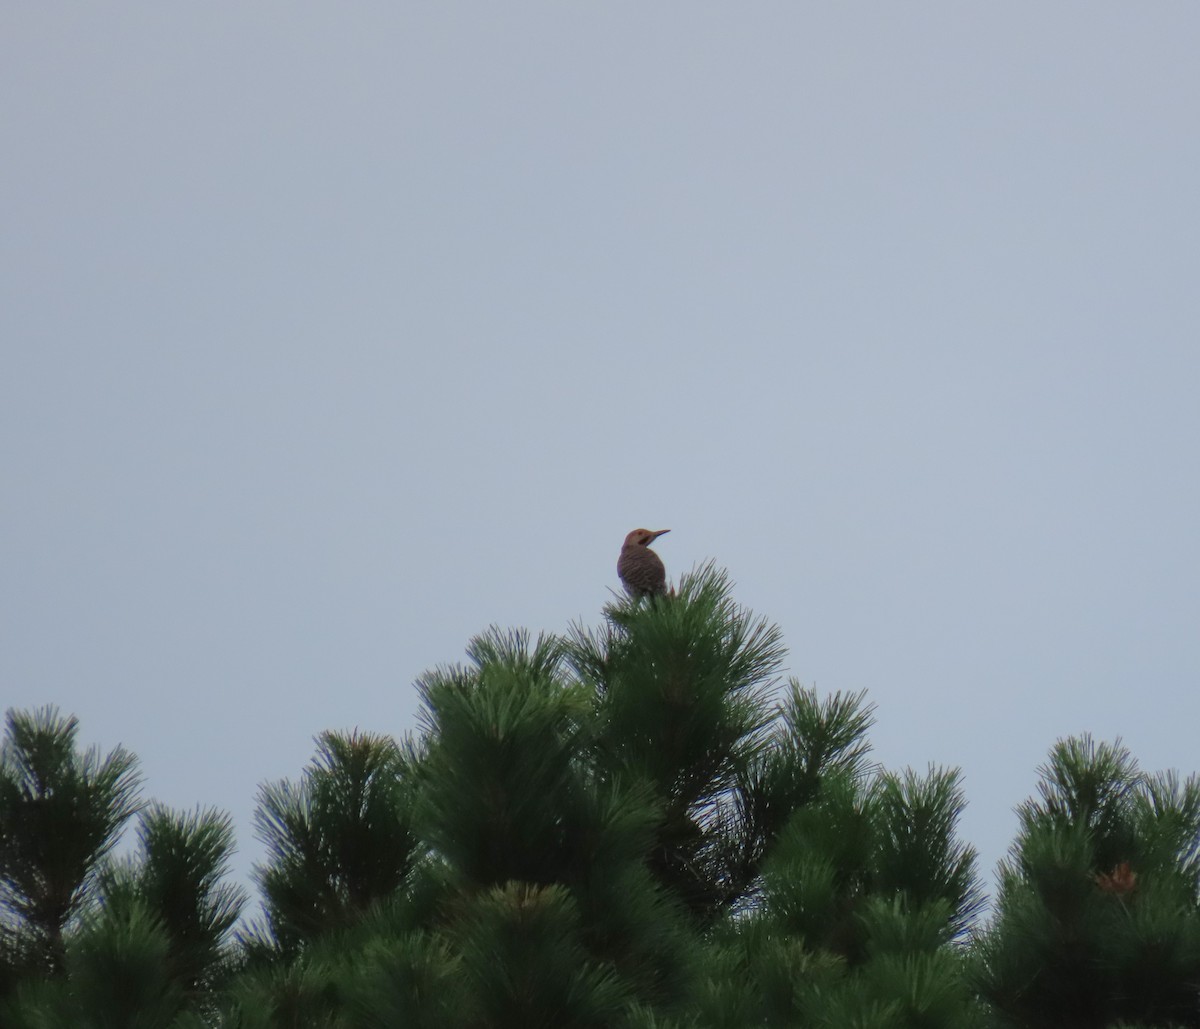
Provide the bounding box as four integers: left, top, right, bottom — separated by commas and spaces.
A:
2, 566, 1198, 1027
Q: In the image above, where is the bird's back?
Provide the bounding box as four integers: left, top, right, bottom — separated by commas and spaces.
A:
617, 543, 667, 597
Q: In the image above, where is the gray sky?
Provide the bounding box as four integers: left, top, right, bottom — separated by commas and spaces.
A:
4, 5, 1199, 906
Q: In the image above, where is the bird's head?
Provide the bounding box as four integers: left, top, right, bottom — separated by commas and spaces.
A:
623, 528, 670, 548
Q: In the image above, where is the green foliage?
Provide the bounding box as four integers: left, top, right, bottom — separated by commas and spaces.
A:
7, 566, 1200, 1028
0, 705, 141, 979
572, 565, 784, 805
53, 900, 187, 1029
452, 882, 633, 1028
756, 763, 980, 962
871, 767, 984, 937
254, 729, 420, 949
415, 628, 602, 888
568, 566, 787, 919
3, 887, 208, 1029
342, 929, 467, 1029
416, 623, 699, 1015
692, 752, 986, 1028
974, 735, 1200, 1029
700, 684, 877, 917
0, 709, 246, 1026
103, 804, 246, 994
219, 952, 346, 1029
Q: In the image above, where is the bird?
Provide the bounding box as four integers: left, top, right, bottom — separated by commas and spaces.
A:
617, 528, 670, 598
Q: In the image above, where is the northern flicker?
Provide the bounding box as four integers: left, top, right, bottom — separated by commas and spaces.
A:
617, 528, 670, 598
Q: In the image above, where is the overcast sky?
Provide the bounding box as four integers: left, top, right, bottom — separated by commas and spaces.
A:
4, 5, 1199, 909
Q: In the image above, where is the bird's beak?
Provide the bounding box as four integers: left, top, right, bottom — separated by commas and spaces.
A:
651, 529, 670, 540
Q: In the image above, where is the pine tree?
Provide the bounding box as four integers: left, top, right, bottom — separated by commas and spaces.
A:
567, 565, 787, 921
13, 569, 1200, 1026
690, 689, 988, 1028
0, 708, 244, 1027
103, 805, 247, 997
0, 705, 140, 986
974, 735, 1200, 1028
252, 729, 421, 952
224, 566, 987, 1027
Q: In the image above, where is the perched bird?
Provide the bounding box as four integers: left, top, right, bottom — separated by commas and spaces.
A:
617, 528, 670, 598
